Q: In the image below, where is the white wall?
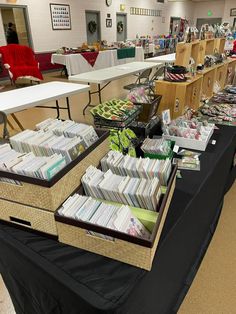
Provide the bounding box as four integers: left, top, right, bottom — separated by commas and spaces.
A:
164, 1, 194, 27
223, 0, 236, 26
192, 0, 225, 25
0, 0, 194, 52
0, 0, 175, 51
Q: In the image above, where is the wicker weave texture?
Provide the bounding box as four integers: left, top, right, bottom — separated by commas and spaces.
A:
0, 138, 109, 211
56, 176, 176, 270
57, 222, 153, 270
0, 198, 57, 235
151, 175, 176, 260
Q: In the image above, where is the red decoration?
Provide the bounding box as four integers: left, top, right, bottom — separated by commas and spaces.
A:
0, 44, 43, 82
80, 52, 99, 67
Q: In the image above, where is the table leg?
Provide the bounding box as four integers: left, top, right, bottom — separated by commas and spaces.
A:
82, 82, 110, 115
98, 84, 102, 104
83, 83, 92, 115
11, 113, 24, 131
56, 100, 60, 119
66, 97, 72, 120
0, 112, 9, 139
6, 118, 14, 130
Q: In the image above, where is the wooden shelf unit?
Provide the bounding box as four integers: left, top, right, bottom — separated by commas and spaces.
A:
226, 58, 236, 85
175, 38, 227, 66
155, 39, 233, 119
201, 67, 216, 99
205, 39, 215, 55
214, 38, 226, 54
155, 76, 203, 119
175, 42, 193, 68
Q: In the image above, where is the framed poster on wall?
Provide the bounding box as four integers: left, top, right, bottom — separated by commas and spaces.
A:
230, 8, 236, 16
50, 3, 71, 30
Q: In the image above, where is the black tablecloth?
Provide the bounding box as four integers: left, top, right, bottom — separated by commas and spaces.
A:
0, 125, 235, 314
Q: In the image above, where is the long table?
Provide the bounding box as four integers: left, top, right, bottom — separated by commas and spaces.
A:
0, 81, 89, 137
69, 61, 161, 114
51, 47, 144, 76
0, 125, 235, 314
146, 53, 176, 64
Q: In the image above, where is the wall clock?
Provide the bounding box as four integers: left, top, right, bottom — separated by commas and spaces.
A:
106, 0, 112, 7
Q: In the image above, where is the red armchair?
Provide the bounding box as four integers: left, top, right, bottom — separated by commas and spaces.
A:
0, 44, 43, 84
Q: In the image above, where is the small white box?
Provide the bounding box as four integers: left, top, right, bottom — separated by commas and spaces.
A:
163, 125, 214, 151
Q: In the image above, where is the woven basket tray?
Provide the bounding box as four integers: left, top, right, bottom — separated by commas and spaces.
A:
55, 165, 177, 270
0, 198, 57, 236
0, 130, 109, 211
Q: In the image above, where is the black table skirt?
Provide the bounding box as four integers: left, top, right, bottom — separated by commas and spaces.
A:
0, 125, 235, 314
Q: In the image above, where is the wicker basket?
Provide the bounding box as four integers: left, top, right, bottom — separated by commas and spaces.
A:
0, 130, 109, 211
55, 165, 177, 270
0, 198, 57, 236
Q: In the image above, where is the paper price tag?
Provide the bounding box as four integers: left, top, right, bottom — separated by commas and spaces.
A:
162, 109, 171, 125
173, 145, 179, 153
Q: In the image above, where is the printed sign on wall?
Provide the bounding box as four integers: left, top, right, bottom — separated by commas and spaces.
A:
50, 3, 71, 30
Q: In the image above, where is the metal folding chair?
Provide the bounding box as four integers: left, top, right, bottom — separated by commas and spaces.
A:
123, 68, 152, 91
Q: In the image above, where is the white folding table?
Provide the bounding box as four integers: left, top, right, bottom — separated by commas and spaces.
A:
0, 81, 89, 137
146, 53, 176, 64
69, 61, 161, 114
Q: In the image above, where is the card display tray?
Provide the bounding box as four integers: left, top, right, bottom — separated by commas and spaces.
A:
163, 125, 214, 151
0, 130, 109, 211
55, 165, 177, 271
0, 198, 57, 236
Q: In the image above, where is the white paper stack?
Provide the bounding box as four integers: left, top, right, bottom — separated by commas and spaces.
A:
81, 166, 161, 211
0, 143, 66, 180
141, 138, 172, 156
36, 118, 99, 148
100, 151, 172, 186
10, 130, 86, 164
58, 194, 150, 240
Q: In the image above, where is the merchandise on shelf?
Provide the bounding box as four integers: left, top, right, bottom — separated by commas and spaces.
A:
58, 194, 151, 240
127, 87, 150, 104
141, 138, 172, 157
81, 165, 162, 211
198, 103, 236, 124
100, 150, 172, 186
162, 117, 213, 140
90, 99, 141, 129
161, 116, 214, 151
109, 128, 137, 157
164, 65, 188, 82
0, 143, 66, 180
9, 120, 99, 164
212, 92, 236, 104
36, 118, 99, 148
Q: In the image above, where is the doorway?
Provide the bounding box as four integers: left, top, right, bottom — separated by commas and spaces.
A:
85, 11, 101, 45
196, 18, 222, 31
170, 17, 181, 36
0, 5, 32, 47
116, 13, 127, 42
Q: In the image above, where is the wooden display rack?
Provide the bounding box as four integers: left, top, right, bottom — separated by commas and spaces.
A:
214, 38, 226, 54
155, 76, 203, 119
155, 38, 233, 118
226, 58, 236, 85
200, 66, 216, 98
215, 62, 228, 90
175, 42, 192, 68
175, 41, 200, 68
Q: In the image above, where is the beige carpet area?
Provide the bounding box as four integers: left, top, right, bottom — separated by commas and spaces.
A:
179, 181, 236, 314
